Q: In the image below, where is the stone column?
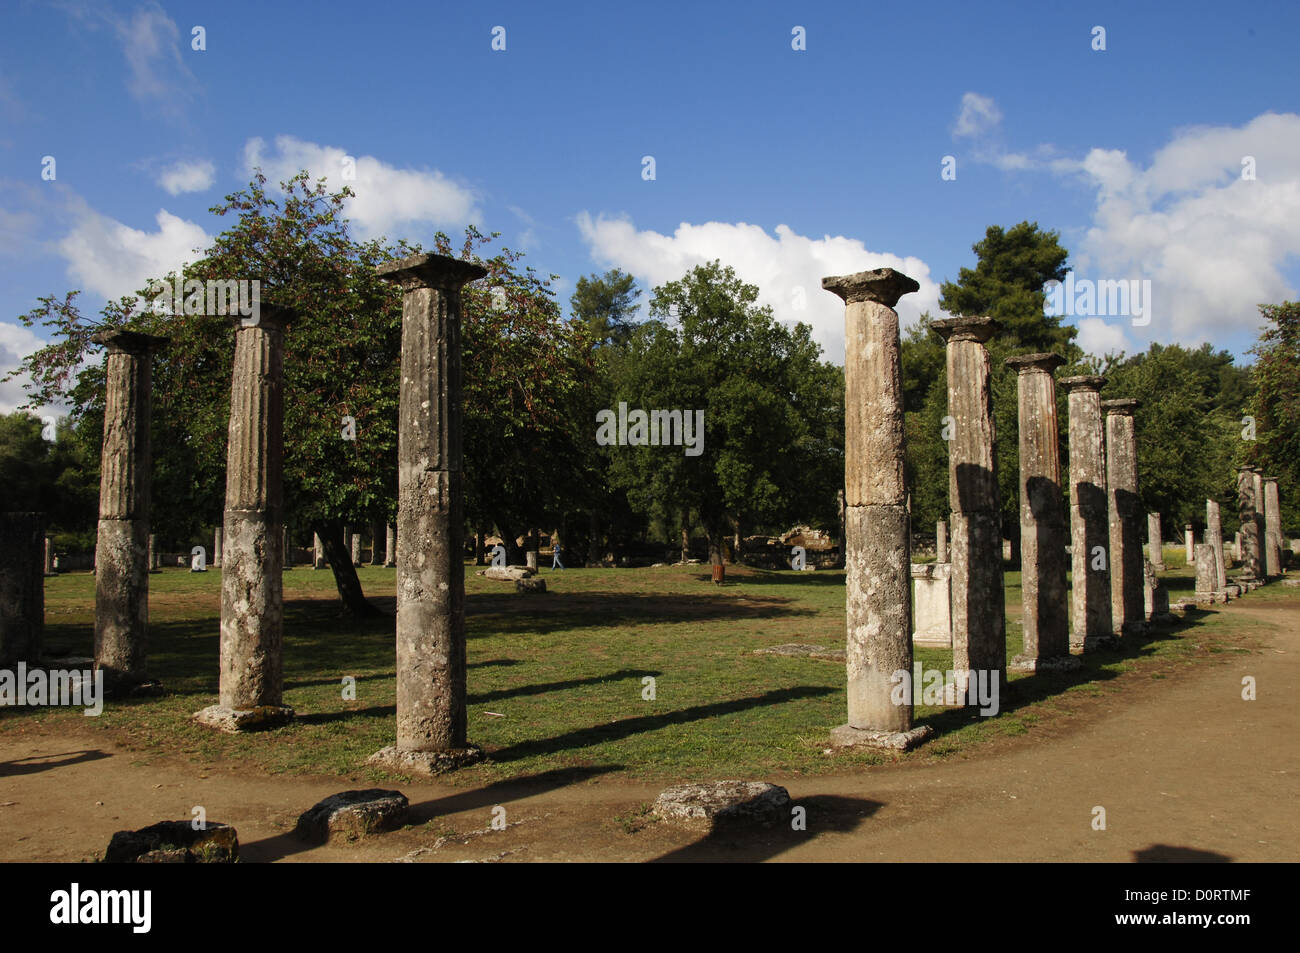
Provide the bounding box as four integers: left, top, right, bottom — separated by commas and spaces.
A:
384, 523, 396, 567
369, 252, 488, 772
1103, 399, 1144, 636
1206, 499, 1227, 593
195, 305, 294, 732
1184, 525, 1194, 563
313, 533, 325, 569
369, 521, 383, 566
0, 512, 44, 667
1062, 376, 1111, 650
349, 528, 362, 566
1263, 476, 1282, 577
1237, 467, 1262, 583
147, 534, 157, 571
1007, 353, 1076, 672
213, 525, 223, 568
1147, 513, 1164, 571
44, 535, 55, 576
936, 520, 948, 564
1252, 468, 1266, 578
91, 329, 168, 693
822, 268, 928, 749
1194, 544, 1220, 603
932, 315, 1005, 695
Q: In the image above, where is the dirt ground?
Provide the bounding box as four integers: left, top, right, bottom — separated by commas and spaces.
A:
2, 602, 1296, 863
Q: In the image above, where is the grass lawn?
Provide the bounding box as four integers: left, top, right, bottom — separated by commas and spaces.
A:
9, 556, 1278, 785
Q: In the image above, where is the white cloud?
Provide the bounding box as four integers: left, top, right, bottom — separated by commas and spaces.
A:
243, 136, 479, 241
61, 1, 197, 115
0, 320, 48, 414
1069, 112, 1300, 342
953, 92, 1003, 139
575, 213, 943, 365
158, 159, 215, 195
57, 201, 210, 301
1074, 317, 1131, 358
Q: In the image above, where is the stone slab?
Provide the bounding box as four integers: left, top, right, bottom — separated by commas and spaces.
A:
193, 704, 294, 732
104, 820, 238, 863
295, 789, 409, 842
652, 781, 790, 830
367, 744, 484, 776
829, 723, 933, 751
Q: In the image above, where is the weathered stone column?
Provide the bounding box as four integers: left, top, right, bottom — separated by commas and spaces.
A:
43, 535, 55, 576
1206, 499, 1227, 593
936, 520, 948, 563
1238, 467, 1262, 583
1184, 525, 1194, 563
932, 315, 1005, 694
369, 521, 382, 566
1062, 376, 1111, 650
384, 523, 396, 567
92, 329, 168, 693
1103, 399, 1145, 636
368, 252, 488, 772
0, 512, 44, 667
1263, 476, 1282, 577
821, 268, 929, 750
1194, 544, 1220, 603
313, 533, 325, 569
195, 305, 294, 732
213, 525, 223, 568
1147, 513, 1165, 571
1007, 353, 1076, 672
1252, 468, 1267, 579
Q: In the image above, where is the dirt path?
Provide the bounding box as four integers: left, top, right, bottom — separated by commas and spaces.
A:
3, 602, 1296, 863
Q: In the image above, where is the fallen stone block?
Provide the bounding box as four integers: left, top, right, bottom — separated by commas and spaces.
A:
295, 789, 409, 842
653, 781, 790, 831
104, 820, 238, 863
476, 565, 534, 582
193, 704, 294, 732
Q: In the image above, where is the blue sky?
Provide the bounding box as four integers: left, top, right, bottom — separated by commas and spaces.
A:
3, 0, 1300, 411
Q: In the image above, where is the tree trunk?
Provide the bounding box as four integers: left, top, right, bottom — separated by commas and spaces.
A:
680, 522, 689, 564
497, 522, 525, 565
475, 527, 486, 566
587, 510, 602, 567
315, 519, 381, 617
731, 516, 742, 565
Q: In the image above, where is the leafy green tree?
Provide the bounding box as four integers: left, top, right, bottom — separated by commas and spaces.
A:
1246, 300, 1299, 536
607, 261, 843, 563
571, 269, 642, 347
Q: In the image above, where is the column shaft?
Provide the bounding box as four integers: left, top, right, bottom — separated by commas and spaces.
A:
1104, 400, 1144, 634
1063, 377, 1111, 649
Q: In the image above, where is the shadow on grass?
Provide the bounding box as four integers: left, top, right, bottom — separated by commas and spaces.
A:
469, 668, 661, 705
465, 591, 817, 637
648, 794, 883, 862
239, 764, 620, 863
698, 570, 845, 587
0, 749, 110, 777
485, 686, 836, 764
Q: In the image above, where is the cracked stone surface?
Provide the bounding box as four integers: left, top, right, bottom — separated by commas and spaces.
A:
653, 781, 791, 830
104, 820, 238, 863
295, 789, 409, 842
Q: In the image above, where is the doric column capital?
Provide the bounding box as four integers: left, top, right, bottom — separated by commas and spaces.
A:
377, 252, 489, 291
929, 315, 999, 344
821, 268, 919, 307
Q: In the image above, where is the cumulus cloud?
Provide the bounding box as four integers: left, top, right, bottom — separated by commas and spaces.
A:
1075, 317, 1131, 358
157, 158, 215, 195
243, 136, 479, 241
575, 213, 944, 365
1068, 112, 1300, 342
57, 201, 210, 301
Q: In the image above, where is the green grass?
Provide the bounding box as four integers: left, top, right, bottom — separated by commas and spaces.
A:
10, 557, 1287, 785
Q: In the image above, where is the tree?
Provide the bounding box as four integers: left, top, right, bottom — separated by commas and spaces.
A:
904, 222, 1078, 553
570, 269, 642, 347
608, 260, 843, 563
1246, 300, 1299, 536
